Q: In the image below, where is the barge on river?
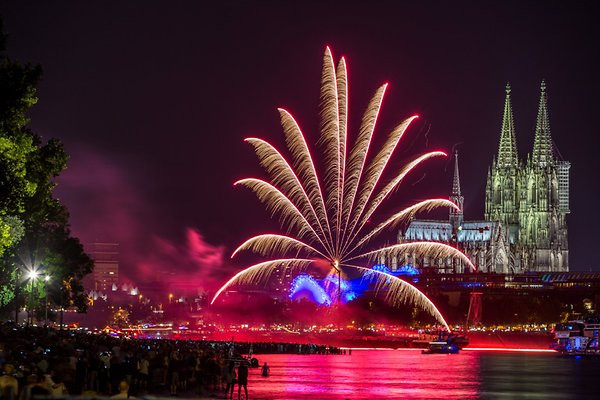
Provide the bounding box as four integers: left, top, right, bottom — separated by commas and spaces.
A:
553, 316, 600, 356
422, 332, 468, 354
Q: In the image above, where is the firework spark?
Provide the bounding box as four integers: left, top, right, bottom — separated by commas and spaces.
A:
212, 47, 475, 329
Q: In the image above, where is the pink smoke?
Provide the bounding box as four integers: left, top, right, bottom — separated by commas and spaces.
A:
55, 145, 233, 295
136, 228, 230, 293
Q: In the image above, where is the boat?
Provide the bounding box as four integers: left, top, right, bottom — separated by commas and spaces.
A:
421, 331, 463, 354
553, 316, 600, 356
422, 340, 459, 354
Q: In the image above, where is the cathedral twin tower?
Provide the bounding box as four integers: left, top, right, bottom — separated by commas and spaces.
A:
484, 81, 570, 272
396, 81, 569, 273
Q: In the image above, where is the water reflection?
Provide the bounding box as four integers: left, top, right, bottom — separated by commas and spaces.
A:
249, 349, 480, 399
478, 353, 599, 399
247, 350, 600, 399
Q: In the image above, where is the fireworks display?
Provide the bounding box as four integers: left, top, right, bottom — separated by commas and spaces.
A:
213, 47, 476, 330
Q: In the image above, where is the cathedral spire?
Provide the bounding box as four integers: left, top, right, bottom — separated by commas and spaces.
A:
497, 83, 518, 168
450, 151, 464, 228
452, 150, 461, 197
531, 80, 554, 167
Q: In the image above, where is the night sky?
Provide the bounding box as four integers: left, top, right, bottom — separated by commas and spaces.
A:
2, 1, 599, 285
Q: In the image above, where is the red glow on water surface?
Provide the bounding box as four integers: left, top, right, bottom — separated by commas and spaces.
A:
248, 350, 481, 399
463, 347, 555, 353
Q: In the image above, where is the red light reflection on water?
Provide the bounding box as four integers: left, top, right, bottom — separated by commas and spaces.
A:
464, 347, 555, 353
248, 349, 480, 399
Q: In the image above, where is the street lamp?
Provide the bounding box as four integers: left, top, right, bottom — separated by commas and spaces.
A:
44, 275, 50, 326
27, 270, 39, 325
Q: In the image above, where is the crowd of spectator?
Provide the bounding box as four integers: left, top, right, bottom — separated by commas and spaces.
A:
0, 323, 341, 399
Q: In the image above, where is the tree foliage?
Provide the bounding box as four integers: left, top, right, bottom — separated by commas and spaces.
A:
0, 19, 93, 316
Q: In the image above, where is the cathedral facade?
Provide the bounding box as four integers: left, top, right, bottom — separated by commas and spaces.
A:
485, 81, 570, 272
387, 81, 570, 273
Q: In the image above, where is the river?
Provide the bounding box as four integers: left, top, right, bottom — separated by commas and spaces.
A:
244, 349, 600, 399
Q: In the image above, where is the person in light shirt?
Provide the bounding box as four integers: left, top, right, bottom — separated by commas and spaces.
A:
0, 364, 19, 399
111, 380, 132, 398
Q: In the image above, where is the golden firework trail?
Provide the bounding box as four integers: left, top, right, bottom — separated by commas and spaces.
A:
212, 47, 476, 330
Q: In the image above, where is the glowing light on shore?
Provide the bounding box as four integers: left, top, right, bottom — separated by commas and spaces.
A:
214, 47, 476, 329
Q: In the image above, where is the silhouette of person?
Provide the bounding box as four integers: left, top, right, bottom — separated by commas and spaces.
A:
225, 361, 236, 399
261, 362, 270, 377
237, 361, 248, 400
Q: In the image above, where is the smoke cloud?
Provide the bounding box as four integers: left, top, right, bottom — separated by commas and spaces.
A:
55, 145, 233, 295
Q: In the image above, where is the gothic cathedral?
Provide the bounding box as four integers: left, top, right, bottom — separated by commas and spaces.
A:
394, 82, 569, 274
485, 81, 570, 272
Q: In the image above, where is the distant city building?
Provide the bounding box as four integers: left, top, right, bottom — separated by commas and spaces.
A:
388, 82, 569, 273
86, 243, 119, 292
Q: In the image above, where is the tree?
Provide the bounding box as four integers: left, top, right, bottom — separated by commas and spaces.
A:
0, 19, 39, 256
0, 19, 93, 321
110, 308, 131, 329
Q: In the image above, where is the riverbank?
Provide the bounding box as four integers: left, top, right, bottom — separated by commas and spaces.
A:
183, 329, 555, 350
0, 324, 344, 399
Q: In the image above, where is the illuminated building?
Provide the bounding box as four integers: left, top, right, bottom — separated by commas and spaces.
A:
86, 243, 119, 292
392, 82, 569, 273
485, 81, 569, 272
394, 151, 512, 273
